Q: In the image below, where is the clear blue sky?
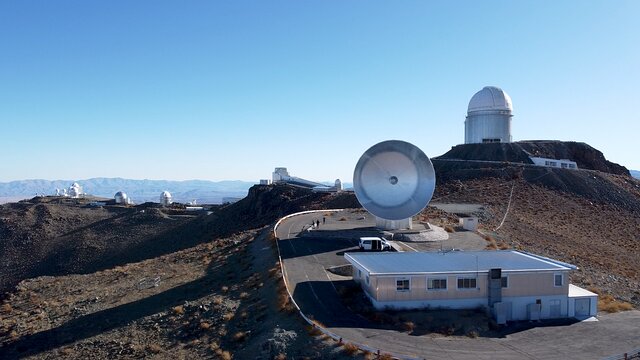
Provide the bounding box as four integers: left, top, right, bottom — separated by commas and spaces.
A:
1, 1, 638, 182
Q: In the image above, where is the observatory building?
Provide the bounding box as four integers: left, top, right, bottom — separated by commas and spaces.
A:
160, 191, 172, 206
114, 191, 131, 205
465, 86, 513, 144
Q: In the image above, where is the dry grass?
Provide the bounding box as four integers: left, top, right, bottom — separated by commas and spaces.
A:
274, 353, 287, 360
1, 303, 12, 313
402, 321, 415, 333
338, 217, 347, 221
200, 321, 211, 330
232, 331, 246, 342
59, 347, 74, 356
598, 294, 634, 313
222, 312, 235, 321
214, 348, 232, 360
378, 354, 394, 360
341, 343, 359, 356
239, 292, 249, 299
172, 305, 184, 315
444, 225, 455, 233
221, 286, 229, 293
146, 344, 163, 354
307, 324, 322, 336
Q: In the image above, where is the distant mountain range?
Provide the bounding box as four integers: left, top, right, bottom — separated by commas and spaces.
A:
631, 170, 640, 179
0, 178, 256, 204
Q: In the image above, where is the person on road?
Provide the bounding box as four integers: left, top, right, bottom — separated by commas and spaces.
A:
322, 217, 326, 224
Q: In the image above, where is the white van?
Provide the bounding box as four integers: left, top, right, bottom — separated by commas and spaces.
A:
359, 237, 391, 251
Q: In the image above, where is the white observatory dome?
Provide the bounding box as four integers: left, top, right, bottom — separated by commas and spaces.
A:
114, 191, 129, 205
467, 86, 512, 113
465, 86, 513, 144
68, 182, 83, 198
160, 191, 172, 206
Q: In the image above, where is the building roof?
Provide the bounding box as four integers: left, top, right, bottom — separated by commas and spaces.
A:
468, 86, 513, 113
345, 250, 576, 275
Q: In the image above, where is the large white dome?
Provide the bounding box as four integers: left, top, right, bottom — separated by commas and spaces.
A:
467, 86, 512, 113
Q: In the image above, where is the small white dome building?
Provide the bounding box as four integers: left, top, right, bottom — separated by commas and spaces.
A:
68, 183, 83, 198
160, 191, 172, 206
465, 86, 513, 144
114, 191, 130, 205
334, 179, 343, 191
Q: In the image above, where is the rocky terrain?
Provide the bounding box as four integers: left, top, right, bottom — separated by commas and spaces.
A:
0, 141, 638, 359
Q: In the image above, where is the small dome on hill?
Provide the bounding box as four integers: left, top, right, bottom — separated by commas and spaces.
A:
468, 86, 513, 113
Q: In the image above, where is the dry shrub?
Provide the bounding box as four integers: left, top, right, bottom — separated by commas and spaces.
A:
213, 296, 224, 305
214, 348, 233, 360
239, 292, 249, 299
598, 294, 634, 313
209, 341, 220, 351
172, 305, 185, 315
498, 242, 510, 250
223, 312, 235, 321
274, 353, 287, 360
1, 303, 12, 313
240, 311, 248, 319
338, 217, 347, 221
221, 286, 229, 293
9, 330, 19, 340
466, 330, 479, 338
60, 347, 74, 356
233, 331, 246, 342
307, 326, 322, 336
379, 354, 394, 360
146, 344, 163, 353
444, 225, 455, 233
342, 343, 359, 355
402, 321, 415, 333
200, 321, 211, 330
485, 236, 498, 250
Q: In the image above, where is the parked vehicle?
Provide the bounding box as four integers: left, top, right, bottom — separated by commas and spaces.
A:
359, 237, 391, 251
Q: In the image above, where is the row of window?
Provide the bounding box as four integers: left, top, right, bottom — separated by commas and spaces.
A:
397, 276, 486, 292
394, 274, 564, 292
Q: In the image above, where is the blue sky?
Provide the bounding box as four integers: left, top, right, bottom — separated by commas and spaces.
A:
1, 1, 638, 182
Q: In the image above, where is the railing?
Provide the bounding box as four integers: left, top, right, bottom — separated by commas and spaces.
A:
603, 348, 640, 360
273, 210, 422, 360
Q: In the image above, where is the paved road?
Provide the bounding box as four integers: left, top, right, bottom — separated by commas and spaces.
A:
276, 210, 640, 360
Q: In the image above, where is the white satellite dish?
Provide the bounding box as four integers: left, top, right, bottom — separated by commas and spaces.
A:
353, 140, 435, 229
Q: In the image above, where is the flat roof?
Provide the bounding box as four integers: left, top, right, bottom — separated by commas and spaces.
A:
568, 284, 598, 298
345, 250, 576, 275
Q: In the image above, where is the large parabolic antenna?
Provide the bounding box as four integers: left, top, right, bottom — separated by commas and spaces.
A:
353, 140, 435, 229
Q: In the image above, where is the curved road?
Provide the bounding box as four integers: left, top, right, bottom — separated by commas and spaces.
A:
276, 211, 640, 360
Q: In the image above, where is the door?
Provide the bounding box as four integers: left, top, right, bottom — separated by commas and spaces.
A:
549, 299, 561, 318
575, 298, 590, 317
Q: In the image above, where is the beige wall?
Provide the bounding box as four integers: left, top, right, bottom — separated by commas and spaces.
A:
370, 271, 569, 303
502, 272, 568, 297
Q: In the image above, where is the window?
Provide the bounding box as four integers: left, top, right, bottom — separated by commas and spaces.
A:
366, 275, 370, 285
358, 269, 362, 278
427, 278, 447, 290
396, 278, 410, 292
554, 273, 563, 287
457, 277, 477, 289
501, 276, 508, 288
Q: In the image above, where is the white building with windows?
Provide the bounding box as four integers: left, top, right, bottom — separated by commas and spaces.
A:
530, 157, 578, 170
344, 250, 597, 322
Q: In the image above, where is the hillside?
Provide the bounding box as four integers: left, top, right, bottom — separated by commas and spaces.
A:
438, 140, 630, 176
1, 145, 639, 358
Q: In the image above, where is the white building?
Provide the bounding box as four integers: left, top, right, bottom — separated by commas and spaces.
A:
160, 191, 172, 206
465, 86, 513, 144
68, 182, 83, 198
530, 157, 578, 170
345, 250, 597, 323
114, 191, 131, 205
